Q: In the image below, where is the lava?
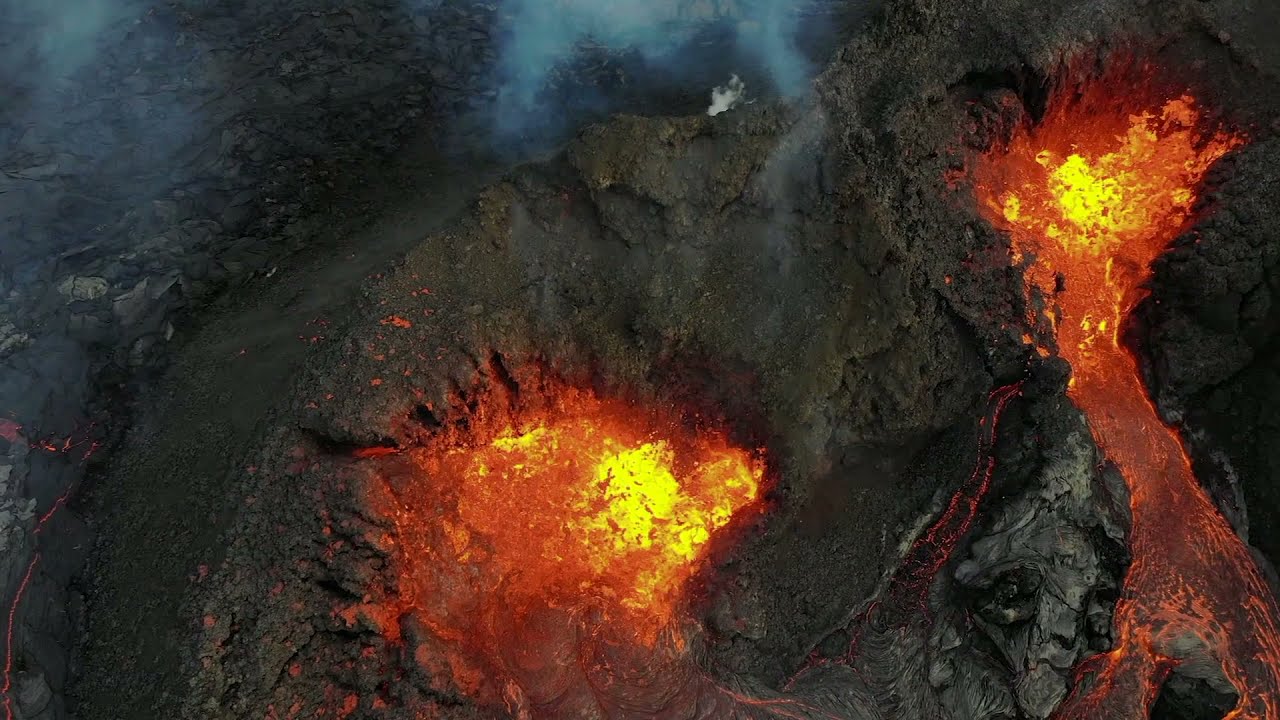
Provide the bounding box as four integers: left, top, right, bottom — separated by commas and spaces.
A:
1, 484, 75, 720
368, 377, 764, 712
972, 73, 1280, 717
1, 418, 99, 720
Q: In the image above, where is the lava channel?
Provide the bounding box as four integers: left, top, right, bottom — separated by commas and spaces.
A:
972, 71, 1280, 717
364, 378, 766, 716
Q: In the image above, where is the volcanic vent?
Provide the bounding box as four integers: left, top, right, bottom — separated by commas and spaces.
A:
971, 63, 1280, 716
363, 368, 766, 714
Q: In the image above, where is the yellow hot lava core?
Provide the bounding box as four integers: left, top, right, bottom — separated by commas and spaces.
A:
387, 382, 764, 668
1013, 103, 1206, 253
454, 413, 761, 615
977, 95, 1243, 379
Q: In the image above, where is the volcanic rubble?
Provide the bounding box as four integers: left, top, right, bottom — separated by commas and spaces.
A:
10, 0, 1280, 718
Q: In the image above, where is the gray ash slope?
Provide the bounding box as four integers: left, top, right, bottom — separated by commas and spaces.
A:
68, 0, 1280, 718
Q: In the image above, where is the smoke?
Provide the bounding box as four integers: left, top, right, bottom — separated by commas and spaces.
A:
1, 0, 137, 82
1, 0, 203, 264
489, 0, 817, 141
707, 75, 747, 115
733, 1, 811, 93
0, 0, 157, 141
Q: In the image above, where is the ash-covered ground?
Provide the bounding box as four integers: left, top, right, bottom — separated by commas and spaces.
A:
13, 0, 1279, 718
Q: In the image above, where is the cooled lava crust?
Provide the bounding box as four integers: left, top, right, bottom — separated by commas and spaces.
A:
181, 0, 1280, 718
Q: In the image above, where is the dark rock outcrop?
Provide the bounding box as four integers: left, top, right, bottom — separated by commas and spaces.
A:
1139, 135, 1280, 570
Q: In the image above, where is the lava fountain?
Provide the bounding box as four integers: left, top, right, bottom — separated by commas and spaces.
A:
366, 375, 765, 716
972, 72, 1280, 717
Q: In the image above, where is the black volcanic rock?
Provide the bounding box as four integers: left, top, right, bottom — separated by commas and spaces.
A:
1140, 135, 1280, 568
43, 0, 1280, 718
4, 1, 857, 718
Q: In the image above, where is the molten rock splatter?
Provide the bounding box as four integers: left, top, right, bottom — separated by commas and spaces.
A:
973, 74, 1280, 718
367, 381, 763, 713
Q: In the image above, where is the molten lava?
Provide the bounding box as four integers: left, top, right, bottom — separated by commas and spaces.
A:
973, 80, 1280, 717
372, 380, 763, 711
446, 400, 760, 622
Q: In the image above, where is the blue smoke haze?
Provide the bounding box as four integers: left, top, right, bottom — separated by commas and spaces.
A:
1, 0, 138, 80
2, 0, 203, 261
489, 0, 815, 140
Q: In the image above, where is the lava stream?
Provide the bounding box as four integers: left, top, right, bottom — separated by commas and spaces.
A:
973, 80, 1280, 717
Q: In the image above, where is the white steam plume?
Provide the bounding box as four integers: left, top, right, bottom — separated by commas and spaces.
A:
707, 74, 745, 116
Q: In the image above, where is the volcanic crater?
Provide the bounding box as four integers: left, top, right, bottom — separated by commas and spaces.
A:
12, 0, 1279, 719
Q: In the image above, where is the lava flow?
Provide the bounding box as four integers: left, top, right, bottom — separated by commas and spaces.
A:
368, 378, 764, 714
972, 77, 1280, 717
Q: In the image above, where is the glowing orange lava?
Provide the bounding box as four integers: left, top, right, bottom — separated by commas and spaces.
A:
372, 380, 763, 709
973, 80, 1280, 717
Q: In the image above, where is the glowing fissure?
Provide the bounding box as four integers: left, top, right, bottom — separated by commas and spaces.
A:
846, 381, 1023, 652
2, 496, 73, 720
1, 557, 38, 720
891, 382, 1022, 613
784, 381, 1024, 690
973, 83, 1280, 718
1, 420, 96, 720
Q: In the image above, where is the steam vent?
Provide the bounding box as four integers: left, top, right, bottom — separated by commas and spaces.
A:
3, 0, 1280, 719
